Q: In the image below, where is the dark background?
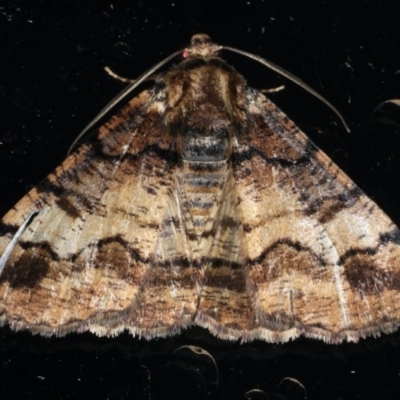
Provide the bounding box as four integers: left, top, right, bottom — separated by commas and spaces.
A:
1, 0, 400, 399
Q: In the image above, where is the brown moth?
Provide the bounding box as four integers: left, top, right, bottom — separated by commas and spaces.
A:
1, 34, 400, 344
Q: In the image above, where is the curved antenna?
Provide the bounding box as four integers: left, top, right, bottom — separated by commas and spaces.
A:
67, 49, 183, 155
222, 45, 350, 133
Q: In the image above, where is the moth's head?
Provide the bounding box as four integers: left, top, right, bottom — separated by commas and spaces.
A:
182, 33, 222, 59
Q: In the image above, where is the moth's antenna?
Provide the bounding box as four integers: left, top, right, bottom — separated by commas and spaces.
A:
67, 49, 183, 155
222, 46, 350, 133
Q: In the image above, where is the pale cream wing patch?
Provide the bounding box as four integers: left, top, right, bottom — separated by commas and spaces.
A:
235, 90, 400, 343
0, 89, 201, 337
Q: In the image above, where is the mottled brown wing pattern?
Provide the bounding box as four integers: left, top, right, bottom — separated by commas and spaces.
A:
0, 89, 203, 337
1, 33, 400, 344
229, 89, 400, 343
189, 87, 400, 343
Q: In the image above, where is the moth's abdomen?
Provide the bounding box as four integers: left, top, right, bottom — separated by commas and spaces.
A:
181, 130, 231, 238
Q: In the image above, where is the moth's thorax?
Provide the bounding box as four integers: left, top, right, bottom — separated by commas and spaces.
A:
162, 58, 248, 131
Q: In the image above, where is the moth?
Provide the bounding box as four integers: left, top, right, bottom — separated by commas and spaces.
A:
1, 34, 400, 344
